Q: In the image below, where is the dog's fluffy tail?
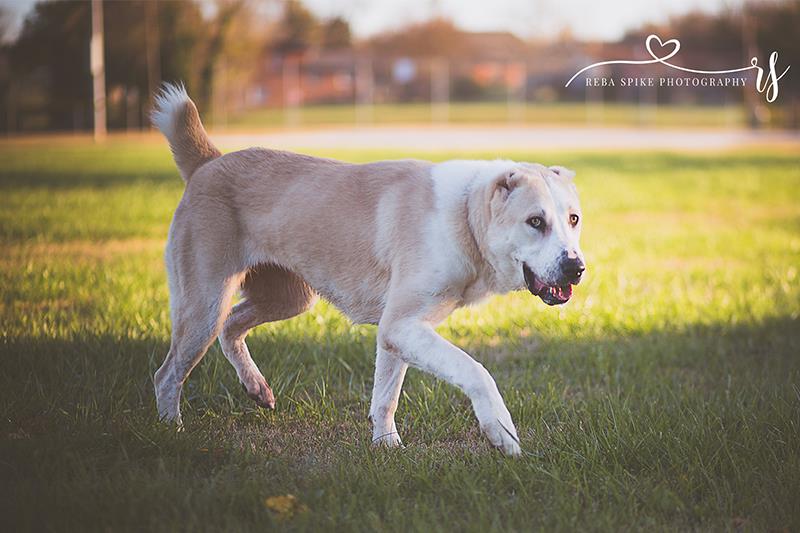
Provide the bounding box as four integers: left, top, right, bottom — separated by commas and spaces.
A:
151, 83, 220, 183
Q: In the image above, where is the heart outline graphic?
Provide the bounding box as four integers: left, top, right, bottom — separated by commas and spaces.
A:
645, 35, 681, 62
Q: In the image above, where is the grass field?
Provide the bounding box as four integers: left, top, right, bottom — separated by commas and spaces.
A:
224, 102, 760, 129
0, 138, 799, 531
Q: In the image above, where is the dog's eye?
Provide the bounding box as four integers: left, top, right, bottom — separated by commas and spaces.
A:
569, 214, 580, 226
527, 216, 544, 229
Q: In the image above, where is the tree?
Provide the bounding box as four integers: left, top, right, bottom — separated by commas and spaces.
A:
7, 0, 247, 131
322, 17, 351, 50
0, 6, 10, 44
274, 0, 317, 54
0, 6, 11, 132
195, 1, 244, 116
11, 1, 92, 130
366, 18, 465, 58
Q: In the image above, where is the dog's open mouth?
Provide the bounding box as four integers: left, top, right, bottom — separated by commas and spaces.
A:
523, 263, 572, 305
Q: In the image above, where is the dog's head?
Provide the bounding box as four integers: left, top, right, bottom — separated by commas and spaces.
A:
482, 163, 585, 305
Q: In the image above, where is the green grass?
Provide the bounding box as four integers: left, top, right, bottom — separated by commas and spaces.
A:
223, 101, 759, 129
0, 138, 799, 531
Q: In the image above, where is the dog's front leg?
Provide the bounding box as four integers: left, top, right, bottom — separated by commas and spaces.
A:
377, 317, 521, 456
369, 346, 408, 447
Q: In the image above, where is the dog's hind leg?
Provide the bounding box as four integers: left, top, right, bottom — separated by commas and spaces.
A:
155, 268, 243, 425
219, 264, 317, 409
154, 231, 244, 425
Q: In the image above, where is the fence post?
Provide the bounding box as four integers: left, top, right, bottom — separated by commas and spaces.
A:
431, 58, 449, 123
507, 60, 527, 122
283, 56, 301, 126
355, 57, 374, 124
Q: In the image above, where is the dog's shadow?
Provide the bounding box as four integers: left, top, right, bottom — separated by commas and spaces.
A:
2, 313, 795, 440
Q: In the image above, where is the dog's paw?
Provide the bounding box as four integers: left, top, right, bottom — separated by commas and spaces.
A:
241, 376, 275, 409
372, 430, 403, 448
157, 410, 183, 428
481, 418, 522, 456
155, 383, 183, 426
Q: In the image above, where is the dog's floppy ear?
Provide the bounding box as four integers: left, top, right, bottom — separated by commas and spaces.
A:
549, 166, 576, 181
492, 170, 522, 202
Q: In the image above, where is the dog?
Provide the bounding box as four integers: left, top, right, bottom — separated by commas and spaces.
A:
151, 83, 585, 455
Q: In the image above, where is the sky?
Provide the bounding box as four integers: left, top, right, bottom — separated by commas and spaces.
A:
1, 0, 746, 43
306, 0, 745, 40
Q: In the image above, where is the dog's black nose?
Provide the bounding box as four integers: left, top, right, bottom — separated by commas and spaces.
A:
561, 256, 585, 283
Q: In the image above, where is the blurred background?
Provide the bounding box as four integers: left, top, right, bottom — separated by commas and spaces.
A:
0, 0, 798, 138
1, 3, 799, 530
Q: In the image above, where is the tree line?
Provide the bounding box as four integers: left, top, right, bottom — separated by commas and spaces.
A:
0, 0, 350, 132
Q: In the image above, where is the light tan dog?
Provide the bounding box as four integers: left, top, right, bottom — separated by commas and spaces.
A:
151, 84, 585, 455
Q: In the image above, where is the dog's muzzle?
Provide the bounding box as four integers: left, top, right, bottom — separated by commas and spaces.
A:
522, 258, 585, 306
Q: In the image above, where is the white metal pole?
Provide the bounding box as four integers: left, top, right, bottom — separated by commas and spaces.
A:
91, 0, 107, 141
355, 57, 374, 124
431, 58, 449, 123
144, 0, 161, 129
